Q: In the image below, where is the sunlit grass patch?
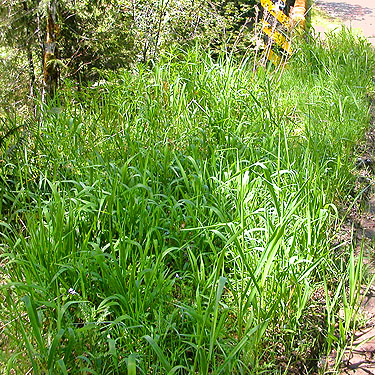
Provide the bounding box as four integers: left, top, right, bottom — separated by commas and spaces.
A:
0, 28, 374, 374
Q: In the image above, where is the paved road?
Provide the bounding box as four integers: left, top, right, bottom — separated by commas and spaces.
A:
313, 0, 375, 44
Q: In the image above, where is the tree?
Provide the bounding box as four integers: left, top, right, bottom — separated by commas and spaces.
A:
43, 0, 59, 99
0, 0, 40, 111
0, 0, 259, 107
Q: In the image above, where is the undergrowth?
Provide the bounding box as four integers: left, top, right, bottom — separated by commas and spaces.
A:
0, 28, 374, 374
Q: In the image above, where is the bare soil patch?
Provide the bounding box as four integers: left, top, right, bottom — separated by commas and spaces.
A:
333, 111, 375, 374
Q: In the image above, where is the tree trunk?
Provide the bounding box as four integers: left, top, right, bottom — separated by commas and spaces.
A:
23, 1, 36, 99
43, 0, 59, 99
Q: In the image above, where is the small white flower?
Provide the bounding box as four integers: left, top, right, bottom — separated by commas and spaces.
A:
67, 288, 78, 295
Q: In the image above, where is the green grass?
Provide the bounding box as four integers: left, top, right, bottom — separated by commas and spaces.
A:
0, 28, 374, 374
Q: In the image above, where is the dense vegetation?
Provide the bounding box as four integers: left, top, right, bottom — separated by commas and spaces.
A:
0, 0, 262, 112
0, 25, 374, 373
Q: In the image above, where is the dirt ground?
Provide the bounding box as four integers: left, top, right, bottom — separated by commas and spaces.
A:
309, 2, 375, 373
337, 128, 375, 375
312, 0, 375, 45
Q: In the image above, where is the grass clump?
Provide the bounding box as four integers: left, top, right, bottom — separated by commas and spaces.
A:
0, 28, 374, 374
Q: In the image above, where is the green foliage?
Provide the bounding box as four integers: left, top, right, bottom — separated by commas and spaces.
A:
57, 0, 258, 79
0, 0, 258, 114
1, 28, 374, 373
0, 1, 39, 114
